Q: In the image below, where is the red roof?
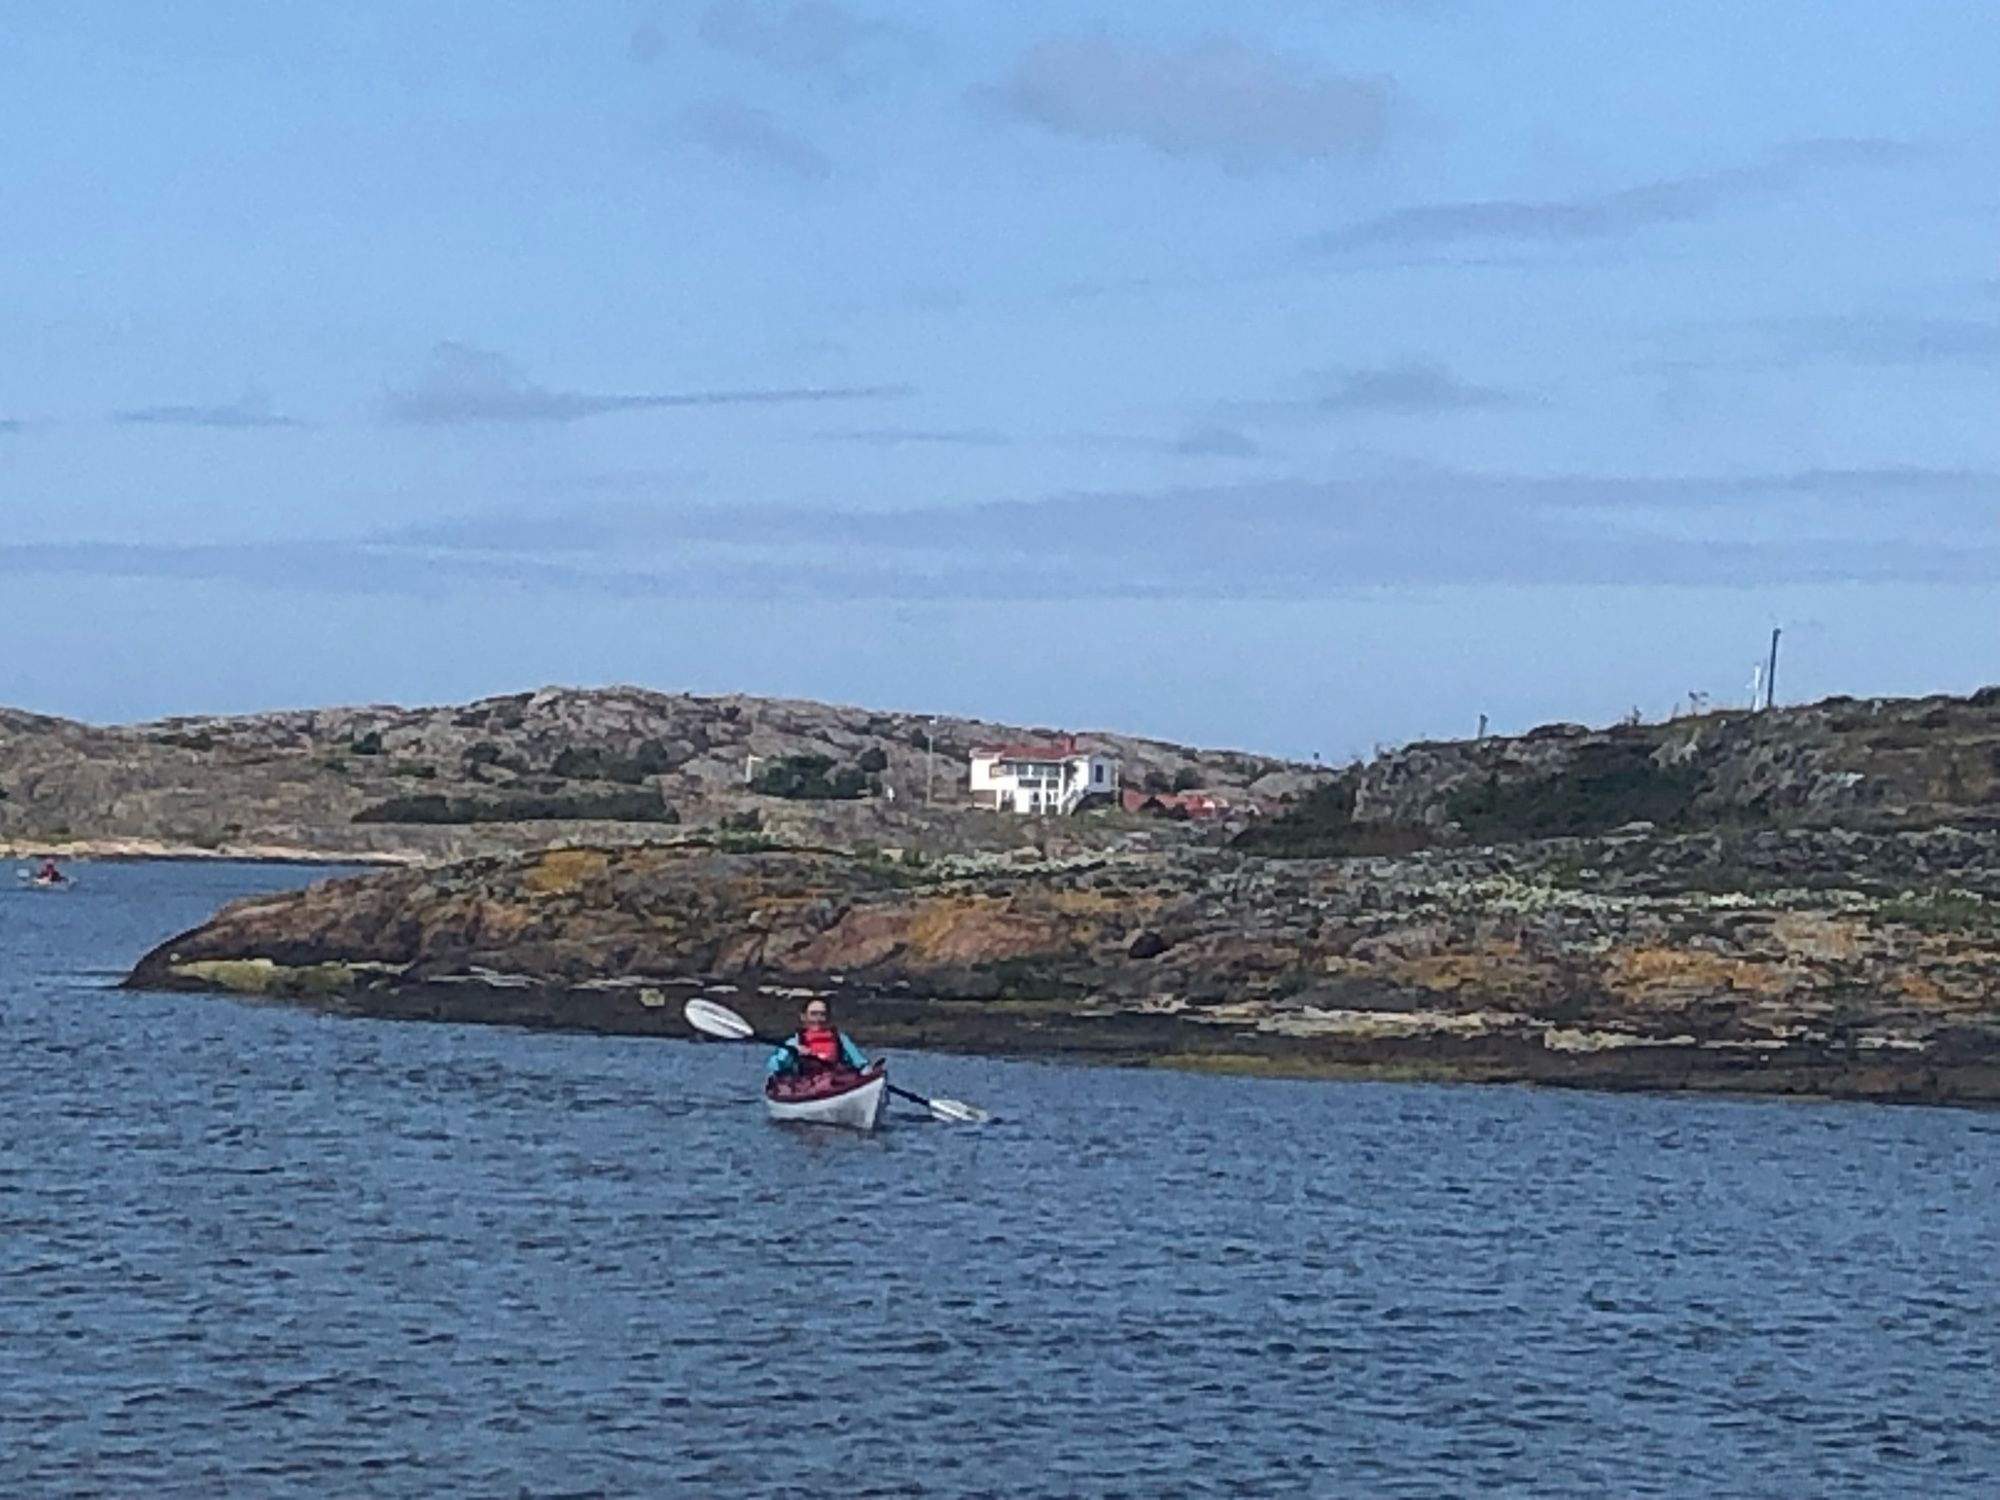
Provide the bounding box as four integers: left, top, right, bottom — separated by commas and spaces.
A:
971, 737, 1086, 761
1121, 789, 1252, 818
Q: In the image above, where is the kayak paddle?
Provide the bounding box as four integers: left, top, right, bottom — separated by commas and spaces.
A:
683, 997, 992, 1124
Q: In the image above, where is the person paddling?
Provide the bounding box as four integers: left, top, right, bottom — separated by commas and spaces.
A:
35, 859, 64, 884
767, 998, 874, 1079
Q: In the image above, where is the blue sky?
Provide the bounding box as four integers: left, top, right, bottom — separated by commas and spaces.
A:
2, 2, 1996, 756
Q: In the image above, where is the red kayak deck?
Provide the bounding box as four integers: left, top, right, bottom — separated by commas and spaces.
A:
764, 1063, 885, 1105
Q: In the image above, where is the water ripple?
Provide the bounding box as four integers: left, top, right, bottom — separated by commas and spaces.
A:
2, 862, 1996, 1497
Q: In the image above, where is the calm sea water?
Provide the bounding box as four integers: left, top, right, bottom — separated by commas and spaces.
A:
3, 860, 1996, 1498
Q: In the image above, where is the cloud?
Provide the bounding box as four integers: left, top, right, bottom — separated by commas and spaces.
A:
697, 1, 884, 71
1172, 424, 1261, 458
978, 35, 1389, 170
109, 397, 305, 430
1772, 315, 2000, 368
17, 464, 1989, 604
1640, 312, 2000, 378
815, 427, 1012, 448
382, 343, 906, 425
14, 451, 1987, 609
379, 507, 650, 554
682, 100, 831, 178
1289, 361, 1515, 415
1313, 139, 1918, 256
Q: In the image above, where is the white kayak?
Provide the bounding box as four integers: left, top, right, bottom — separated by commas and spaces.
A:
763, 1064, 888, 1132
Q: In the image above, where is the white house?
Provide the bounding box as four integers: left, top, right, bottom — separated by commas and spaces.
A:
967, 737, 1120, 815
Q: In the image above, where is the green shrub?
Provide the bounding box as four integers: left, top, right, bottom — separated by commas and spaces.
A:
350, 730, 384, 756
1447, 743, 1701, 843
1230, 779, 1433, 857
858, 746, 889, 774
550, 740, 670, 784
153, 730, 217, 752
353, 789, 679, 824
750, 752, 869, 800
1876, 888, 1995, 933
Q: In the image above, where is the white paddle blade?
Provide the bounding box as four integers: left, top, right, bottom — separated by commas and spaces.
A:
684, 997, 757, 1041
927, 1097, 992, 1125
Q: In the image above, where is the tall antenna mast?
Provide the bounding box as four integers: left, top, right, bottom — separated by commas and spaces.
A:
1764, 627, 1782, 711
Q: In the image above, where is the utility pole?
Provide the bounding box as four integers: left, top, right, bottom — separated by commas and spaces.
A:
1764, 627, 1781, 711
1477, 713, 1488, 741
925, 718, 936, 806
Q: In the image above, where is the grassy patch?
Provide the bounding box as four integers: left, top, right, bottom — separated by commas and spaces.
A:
1875, 888, 1996, 934
169, 958, 358, 998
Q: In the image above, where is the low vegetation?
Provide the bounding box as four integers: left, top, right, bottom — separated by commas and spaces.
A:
353, 790, 679, 824
749, 752, 874, 801
1447, 743, 1704, 843
549, 741, 672, 784
1230, 780, 1434, 857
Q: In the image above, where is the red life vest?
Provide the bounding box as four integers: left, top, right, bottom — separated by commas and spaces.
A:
798, 1026, 843, 1065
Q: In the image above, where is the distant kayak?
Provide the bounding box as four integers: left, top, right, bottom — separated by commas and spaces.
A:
764, 1063, 887, 1132
17, 869, 71, 890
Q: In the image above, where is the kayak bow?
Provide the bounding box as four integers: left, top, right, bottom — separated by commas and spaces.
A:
764, 1063, 888, 1132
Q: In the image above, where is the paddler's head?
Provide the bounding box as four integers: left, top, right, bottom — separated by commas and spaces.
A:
801, 999, 832, 1031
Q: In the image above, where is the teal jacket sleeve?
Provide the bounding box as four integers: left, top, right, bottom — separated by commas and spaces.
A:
766, 1035, 801, 1077
839, 1033, 870, 1069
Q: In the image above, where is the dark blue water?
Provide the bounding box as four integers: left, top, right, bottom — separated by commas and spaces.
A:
3, 861, 1996, 1498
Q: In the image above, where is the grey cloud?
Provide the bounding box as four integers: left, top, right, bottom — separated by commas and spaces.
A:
18, 464, 1992, 602
1642, 313, 2000, 377
382, 343, 905, 425
0, 537, 1081, 606
682, 100, 831, 178
1314, 139, 1918, 256
1775, 315, 2000, 368
111, 398, 305, 430
815, 427, 1012, 448
378, 507, 650, 553
1295, 362, 1514, 415
1172, 424, 1261, 458
978, 35, 1389, 170
698, 1, 884, 71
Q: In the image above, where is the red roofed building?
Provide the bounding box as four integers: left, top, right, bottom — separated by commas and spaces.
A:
968, 736, 1120, 815
1120, 789, 1252, 820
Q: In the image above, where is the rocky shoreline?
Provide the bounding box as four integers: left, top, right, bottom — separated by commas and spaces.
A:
2, 838, 412, 866
125, 830, 2000, 1107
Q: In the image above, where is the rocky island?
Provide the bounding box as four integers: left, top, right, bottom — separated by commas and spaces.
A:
103, 684, 2000, 1105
